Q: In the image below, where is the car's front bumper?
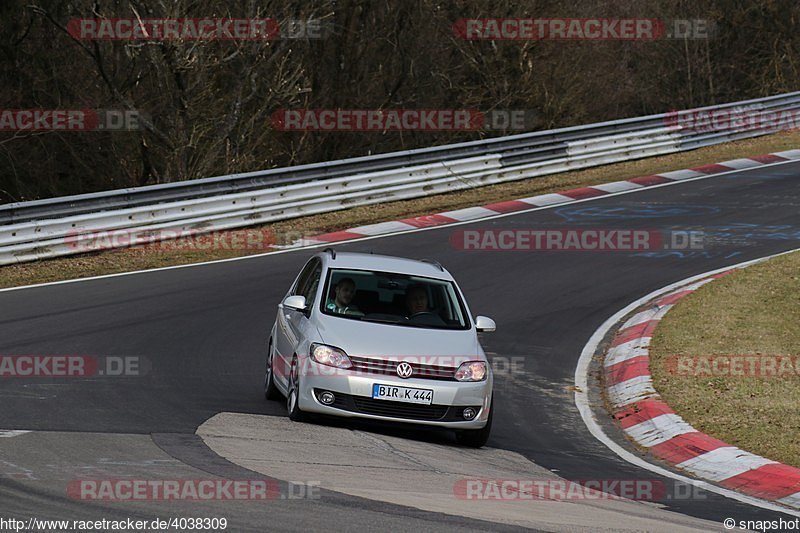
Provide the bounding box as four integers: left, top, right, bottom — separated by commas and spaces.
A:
297, 359, 492, 429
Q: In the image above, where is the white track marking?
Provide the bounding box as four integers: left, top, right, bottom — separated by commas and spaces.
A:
520, 192, 575, 205
607, 374, 658, 409
438, 206, 499, 221
0, 430, 31, 438
658, 169, 705, 180
604, 339, 651, 367
719, 159, 763, 170
780, 493, 800, 509
621, 305, 673, 330
675, 447, 777, 482
624, 414, 696, 447
677, 278, 718, 292
590, 181, 644, 193
347, 220, 418, 235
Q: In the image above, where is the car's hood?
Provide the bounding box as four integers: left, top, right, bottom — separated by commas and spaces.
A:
316, 315, 481, 364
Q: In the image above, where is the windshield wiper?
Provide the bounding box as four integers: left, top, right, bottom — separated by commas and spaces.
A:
359, 316, 405, 325
357, 316, 461, 330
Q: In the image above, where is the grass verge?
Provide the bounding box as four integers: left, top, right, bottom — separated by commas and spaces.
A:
649, 251, 800, 468
2, 130, 800, 290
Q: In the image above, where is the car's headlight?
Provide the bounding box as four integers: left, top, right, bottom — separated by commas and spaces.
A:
310, 343, 353, 369
454, 361, 487, 382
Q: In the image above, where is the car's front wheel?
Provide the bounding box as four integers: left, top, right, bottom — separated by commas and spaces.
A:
264, 339, 281, 401
455, 405, 492, 448
286, 356, 305, 422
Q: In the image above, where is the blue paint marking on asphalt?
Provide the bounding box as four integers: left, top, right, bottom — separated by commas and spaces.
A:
723, 172, 787, 179
632, 250, 744, 259
632, 223, 800, 259
555, 204, 721, 223
694, 223, 800, 241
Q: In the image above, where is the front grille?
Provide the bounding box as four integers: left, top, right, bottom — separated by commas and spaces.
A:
314, 389, 479, 422
349, 355, 457, 381
352, 396, 449, 420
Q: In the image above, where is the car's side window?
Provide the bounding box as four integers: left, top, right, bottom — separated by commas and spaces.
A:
301, 264, 323, 306
292, 259, 319, 296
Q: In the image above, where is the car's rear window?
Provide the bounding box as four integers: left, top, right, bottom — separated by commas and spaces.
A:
319, 268, 471, 330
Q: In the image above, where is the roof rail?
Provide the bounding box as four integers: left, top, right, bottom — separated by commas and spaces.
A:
421, 258, 444, 271
323, 247, 336, 259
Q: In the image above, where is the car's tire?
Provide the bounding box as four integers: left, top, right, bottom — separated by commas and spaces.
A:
286, 356, 305, 422
264, 339, 281, 401
455, 405, 492, 448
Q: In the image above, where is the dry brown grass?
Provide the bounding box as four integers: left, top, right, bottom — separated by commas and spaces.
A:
649, 251, 800, 467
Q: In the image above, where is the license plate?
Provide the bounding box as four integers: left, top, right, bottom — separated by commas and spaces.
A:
372, 384, 433, 405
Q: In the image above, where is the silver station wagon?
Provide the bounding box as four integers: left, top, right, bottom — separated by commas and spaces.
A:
265, 250, 495, 447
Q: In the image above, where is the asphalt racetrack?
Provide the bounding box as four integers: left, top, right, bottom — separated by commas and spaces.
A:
1, 161, 799, 530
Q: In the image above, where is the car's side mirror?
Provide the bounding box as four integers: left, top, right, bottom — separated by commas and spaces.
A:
475, 315, 496, 332
283, 295, 307, 312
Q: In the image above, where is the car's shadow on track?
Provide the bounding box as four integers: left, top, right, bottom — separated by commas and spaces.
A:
262, 401, 482, 448
261, 396, 478, 447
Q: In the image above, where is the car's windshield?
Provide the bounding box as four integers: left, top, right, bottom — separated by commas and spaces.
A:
320, 268, 470, 330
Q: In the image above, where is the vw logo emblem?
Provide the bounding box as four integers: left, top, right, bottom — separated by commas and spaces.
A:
396, 362, 413, 379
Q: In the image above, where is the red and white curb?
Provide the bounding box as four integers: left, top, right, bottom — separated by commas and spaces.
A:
283, 150, 800, 248
603, 269, 800, 511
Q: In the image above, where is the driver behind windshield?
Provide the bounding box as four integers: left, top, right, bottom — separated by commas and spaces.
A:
325, 277, 364, 316
405, 284, 429, 316
404, 285, 446, 325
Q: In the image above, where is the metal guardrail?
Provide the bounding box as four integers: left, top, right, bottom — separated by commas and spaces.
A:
1, 91, 799, 265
